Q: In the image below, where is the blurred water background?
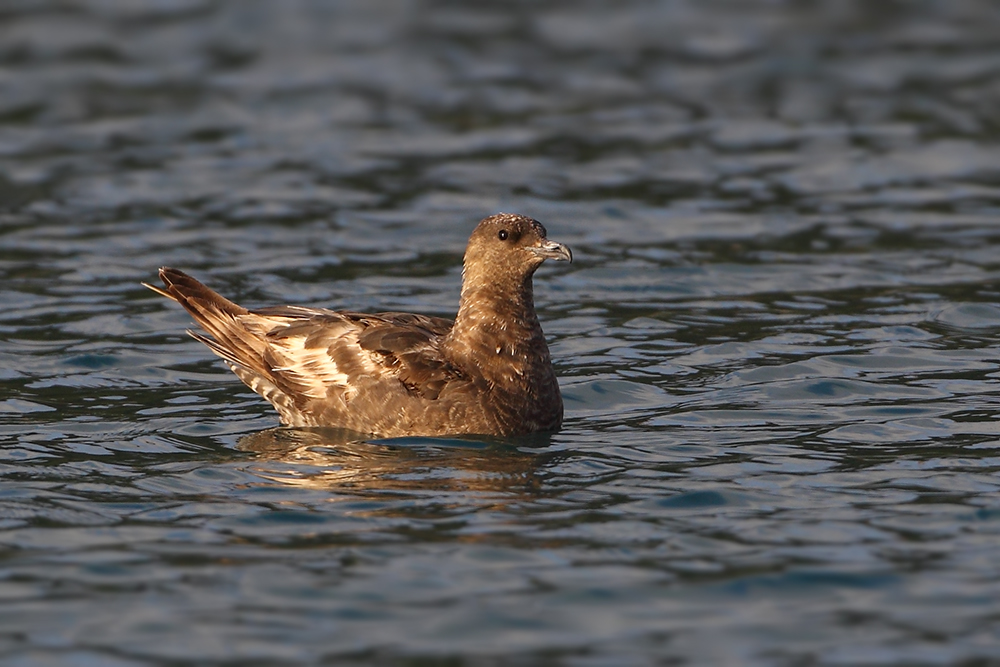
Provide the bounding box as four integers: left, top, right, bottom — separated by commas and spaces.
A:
4, 0, 1000, 664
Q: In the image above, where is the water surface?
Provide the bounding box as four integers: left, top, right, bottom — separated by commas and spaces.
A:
3, 1, 1000, 664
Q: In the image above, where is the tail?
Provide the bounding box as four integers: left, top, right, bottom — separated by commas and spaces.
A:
145, 268, 310, 425
143, 267, 262, 371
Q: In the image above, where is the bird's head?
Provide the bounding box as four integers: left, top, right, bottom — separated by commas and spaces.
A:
463, 213, 572, 284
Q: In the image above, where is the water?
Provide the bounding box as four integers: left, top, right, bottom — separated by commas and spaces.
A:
3, 0, 1000, 664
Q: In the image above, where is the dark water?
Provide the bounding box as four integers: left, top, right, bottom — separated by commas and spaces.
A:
4, 1, 1000, 664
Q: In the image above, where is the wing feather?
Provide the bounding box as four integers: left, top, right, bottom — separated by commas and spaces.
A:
356, 319, 460, 400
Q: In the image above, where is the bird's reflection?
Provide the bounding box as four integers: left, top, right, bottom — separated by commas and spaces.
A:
237, 426, 559, 495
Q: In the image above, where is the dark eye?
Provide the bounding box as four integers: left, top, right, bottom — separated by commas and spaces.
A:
498, 230, 509, 241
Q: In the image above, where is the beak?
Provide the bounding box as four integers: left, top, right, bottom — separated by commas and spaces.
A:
529, 240, 573, 263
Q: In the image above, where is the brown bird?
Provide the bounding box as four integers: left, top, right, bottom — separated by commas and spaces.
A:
144, 213, 572, 438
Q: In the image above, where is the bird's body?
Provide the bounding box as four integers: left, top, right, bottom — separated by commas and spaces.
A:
145, 213, 571, 438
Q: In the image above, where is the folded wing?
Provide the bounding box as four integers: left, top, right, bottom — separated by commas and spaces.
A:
147, 268, 460, 426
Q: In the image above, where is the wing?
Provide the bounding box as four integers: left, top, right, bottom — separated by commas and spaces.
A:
248, 308, 460, 404
354, 313, 461, 400
147, 268, 464, 426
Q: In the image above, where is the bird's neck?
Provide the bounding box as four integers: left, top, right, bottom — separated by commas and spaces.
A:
452, 269, 541, 343
445, 269, 549, 382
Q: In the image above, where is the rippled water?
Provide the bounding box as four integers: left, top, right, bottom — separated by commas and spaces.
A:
4, 1, 1000, 664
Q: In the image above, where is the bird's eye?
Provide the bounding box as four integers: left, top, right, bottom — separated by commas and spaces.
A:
498, 230, 509, 241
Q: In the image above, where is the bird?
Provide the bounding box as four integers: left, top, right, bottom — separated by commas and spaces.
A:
144, 213, 572, 438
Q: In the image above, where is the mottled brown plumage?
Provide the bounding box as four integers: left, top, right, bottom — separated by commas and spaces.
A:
144, 213, 571, 437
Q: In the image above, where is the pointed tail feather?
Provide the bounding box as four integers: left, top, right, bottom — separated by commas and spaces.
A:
145, 267, 264, 372
151, 267, 248, 316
